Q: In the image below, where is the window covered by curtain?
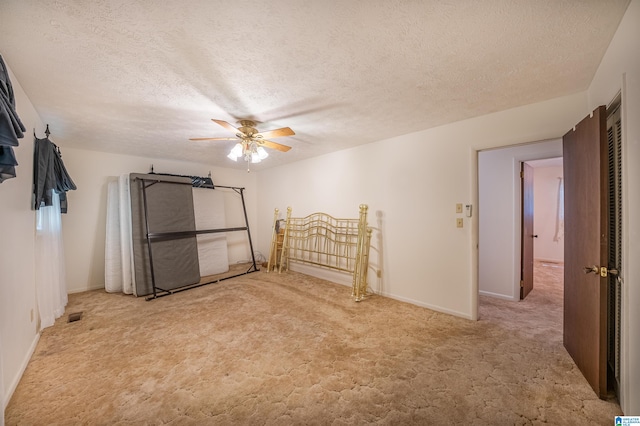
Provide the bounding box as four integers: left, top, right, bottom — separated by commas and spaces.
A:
33, 135, 76, 213
32, 132, 75, 329
553, 177, 564, 242
35, 190, 68, 329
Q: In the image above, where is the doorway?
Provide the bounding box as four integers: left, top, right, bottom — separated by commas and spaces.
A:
478, 139, 563, 302
522, 157, 565, 299
477, 101, 623, 401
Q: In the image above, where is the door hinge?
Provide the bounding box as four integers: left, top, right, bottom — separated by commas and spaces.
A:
520, 280, 524, 287
520, 171, 524, 178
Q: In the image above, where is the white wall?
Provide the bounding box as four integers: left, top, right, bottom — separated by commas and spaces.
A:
256, 93, 586, 320
587, 0, 640, 415
533, 165, 564, 263
0, 62, 43, 417
477, 140, 563, 301
59, 148, 259, 293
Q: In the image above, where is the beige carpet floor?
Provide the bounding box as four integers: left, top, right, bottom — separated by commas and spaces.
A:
6, 261, 622, 425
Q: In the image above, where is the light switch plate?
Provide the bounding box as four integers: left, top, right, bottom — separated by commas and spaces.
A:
456, 218, 463, 228
456, 203, 463, 213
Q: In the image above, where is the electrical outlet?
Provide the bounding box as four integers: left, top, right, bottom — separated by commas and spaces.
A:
456, 218, 464, 228
456, 203, 463, 213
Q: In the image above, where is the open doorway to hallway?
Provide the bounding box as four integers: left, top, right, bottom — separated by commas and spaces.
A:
525, 157, 564, 300
478, 99, 624, 403
477, 139, 563, 303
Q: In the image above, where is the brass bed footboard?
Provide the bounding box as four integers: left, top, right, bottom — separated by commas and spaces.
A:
268, 205, 372, 301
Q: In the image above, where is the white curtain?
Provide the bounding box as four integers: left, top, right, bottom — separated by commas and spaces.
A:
35, 191, 68, 329
105, 174, 135, 294
553, 177, 564, 242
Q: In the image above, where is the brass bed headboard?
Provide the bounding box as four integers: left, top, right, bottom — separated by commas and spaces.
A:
268, 205, 372, 301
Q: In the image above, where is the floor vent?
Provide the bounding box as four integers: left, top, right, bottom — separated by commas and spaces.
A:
68, 312, 83, 322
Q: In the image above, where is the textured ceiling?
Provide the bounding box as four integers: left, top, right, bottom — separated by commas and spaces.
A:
0, 0, 630, 171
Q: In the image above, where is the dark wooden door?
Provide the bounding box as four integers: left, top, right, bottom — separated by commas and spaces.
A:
563, 105, 608, 398
521, 162, 534, 299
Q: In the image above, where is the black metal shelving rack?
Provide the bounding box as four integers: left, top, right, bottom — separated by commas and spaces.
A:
138, 177, 258, 301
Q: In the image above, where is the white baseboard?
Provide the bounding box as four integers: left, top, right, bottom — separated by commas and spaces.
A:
479, 290, 518, 301
4, 332, 40, 411
287, 265, 474, 320
378, 291, 475, 320
67, 284, 105, 294
288, 263, 352, 286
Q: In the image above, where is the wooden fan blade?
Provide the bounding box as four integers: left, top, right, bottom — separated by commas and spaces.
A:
212, 119, 245, 136
255, 127, 295, 139
189, 137, 238, 141
259, 139, 291, 152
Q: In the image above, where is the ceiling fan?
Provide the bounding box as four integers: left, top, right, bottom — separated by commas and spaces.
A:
190, 119, 294, 168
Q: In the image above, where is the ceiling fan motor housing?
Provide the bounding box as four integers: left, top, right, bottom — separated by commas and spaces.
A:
238, 120, 258, 138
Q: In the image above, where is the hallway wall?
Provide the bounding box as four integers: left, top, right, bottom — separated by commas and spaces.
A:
532, 165, 564, 263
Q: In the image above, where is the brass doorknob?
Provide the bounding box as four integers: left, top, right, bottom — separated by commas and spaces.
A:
583, 266, 599, 274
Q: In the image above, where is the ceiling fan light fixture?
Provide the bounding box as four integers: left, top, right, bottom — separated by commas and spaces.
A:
196, 119, 293, 170
231, 143, 243, 156
227, 143, 243, 161
256, 146, 269, 160
251, 152, 262, 163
